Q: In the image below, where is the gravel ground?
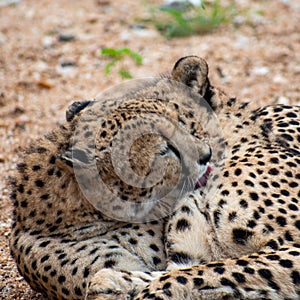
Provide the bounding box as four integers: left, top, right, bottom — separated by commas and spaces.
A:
0, 0, 299, 299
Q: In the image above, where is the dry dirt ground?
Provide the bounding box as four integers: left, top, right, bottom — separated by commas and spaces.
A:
0, 0, 299, 299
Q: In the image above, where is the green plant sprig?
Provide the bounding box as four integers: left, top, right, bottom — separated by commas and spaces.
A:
146, 0, 238, 38
101, 47, 143, 79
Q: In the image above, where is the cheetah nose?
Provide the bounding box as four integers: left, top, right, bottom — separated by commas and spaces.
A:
198, 147, 212, 165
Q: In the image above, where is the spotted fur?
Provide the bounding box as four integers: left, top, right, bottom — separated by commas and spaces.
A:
9, 57, 213, 300
9, 56, 300, 300
134, 58, 300, 300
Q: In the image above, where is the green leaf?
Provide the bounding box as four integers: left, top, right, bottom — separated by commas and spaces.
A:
104, 61, 117, 75
101, 48, 119, 59
129, 52, 143, 65
118, 68, 133, 79
101, 47, 143, 78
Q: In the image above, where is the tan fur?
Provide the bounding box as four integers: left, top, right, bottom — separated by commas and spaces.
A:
135, 58, 300, 300
9, 57, 213, 299
10, 57, 300, 300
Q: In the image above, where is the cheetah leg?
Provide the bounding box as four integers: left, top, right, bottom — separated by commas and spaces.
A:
86, 269, 165, 300
135, 247, 300, 300
165, 193, 216, 270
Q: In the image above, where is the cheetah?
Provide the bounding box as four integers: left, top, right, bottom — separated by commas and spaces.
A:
10, 56, 300, 300
9, 56, 214, 300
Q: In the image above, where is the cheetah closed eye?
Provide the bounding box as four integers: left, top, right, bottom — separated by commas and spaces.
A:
10, 56, 300, 300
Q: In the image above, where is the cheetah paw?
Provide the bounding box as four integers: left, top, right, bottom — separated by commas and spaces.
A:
85, 269, 152, 300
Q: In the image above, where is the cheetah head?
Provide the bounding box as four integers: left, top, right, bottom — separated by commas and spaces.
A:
61, 56, 223, 221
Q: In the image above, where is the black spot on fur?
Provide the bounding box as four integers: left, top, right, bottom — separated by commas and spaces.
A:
58, 275, 66, 283
214, 267, 225, 274
152, 256, 161, 265
266, 240, 279, 250
176, 276, 187, 285
220, 278, 237, 289
291, 271, 300, 285
176, 219, 191, 231
35, 179, 44, 187
170, 252, 192, 265
83, 267, 90, 278
258, 269, 273, 280
193, 277, 204, 286
232, 228, 253, 245
276, 216, 287, 227
104, 260, 116, 268
232, 272, 246, 283
279, 259, 293, 268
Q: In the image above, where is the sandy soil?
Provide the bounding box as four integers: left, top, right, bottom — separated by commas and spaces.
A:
0, 0, 299, 299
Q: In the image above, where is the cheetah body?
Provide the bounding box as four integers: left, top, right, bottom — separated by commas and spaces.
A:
9, 57, 213, 300
9, 57, 300, 300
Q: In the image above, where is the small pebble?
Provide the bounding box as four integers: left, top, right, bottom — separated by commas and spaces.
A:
161, 0, 192, 11
234, 35, 249, 48
56, 64, 78, 77
252, 66, 269, 76
130, 24, 157, 38
58, 34, 75, 42
164, 0, 202, 6
130, 23, 147, 30
273, 75, 288, 84
60, 61, 77, 68
42, 36, 55, 48
0, 33, 7, 45
120, 31, 131, 41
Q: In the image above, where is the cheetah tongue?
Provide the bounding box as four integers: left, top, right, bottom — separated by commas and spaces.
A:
195, 165, 212, 189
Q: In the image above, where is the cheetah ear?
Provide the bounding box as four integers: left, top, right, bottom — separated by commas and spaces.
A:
66, 100, 93, 122
60, 149, 92, 168
172, 56, 209, 97
58, 149, 94, 173
171, 56, 220, 111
